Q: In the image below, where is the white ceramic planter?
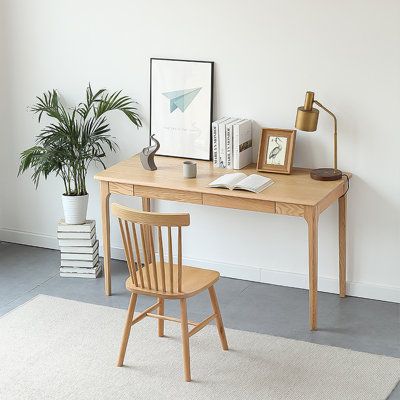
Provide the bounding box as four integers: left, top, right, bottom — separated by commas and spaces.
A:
62, 194, 89, 224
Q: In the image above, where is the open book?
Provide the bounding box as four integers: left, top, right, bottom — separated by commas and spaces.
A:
209, 173, 274, 193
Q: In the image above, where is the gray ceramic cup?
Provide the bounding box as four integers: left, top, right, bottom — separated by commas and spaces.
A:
183, 160, 197, 178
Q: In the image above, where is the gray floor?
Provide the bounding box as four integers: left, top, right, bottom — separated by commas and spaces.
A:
1, 241, 399, 398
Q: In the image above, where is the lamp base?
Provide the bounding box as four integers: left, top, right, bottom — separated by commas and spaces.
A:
310, 168, 343, 181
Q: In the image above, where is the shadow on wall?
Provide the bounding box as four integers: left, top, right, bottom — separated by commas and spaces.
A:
251, 121, 262, 162
346, 174, 400, 283
252, 120, 321, 168
250, 118, 399, 287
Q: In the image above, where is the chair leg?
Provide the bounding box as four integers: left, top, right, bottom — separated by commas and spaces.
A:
158, 298, 165, 337
117, 293, 137, 367
208, 286, 228, 351
180, 298, 191, 382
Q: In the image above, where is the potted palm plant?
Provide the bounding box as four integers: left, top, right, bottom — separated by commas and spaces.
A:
18, 84, 142, 224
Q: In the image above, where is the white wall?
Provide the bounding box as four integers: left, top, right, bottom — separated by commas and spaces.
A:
0, 0, 7, 228
1, 0, 400, 302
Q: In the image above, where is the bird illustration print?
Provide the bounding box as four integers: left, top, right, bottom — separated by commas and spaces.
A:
268, 137, 283, 164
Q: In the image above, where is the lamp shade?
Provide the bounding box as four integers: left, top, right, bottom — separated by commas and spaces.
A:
295, 91, 319, 132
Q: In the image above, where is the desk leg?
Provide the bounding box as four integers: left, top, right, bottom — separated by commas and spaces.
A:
100, 181, 111, 296
141, 198, 152, 263
339, 194, 347, 298
305, 206, 319, 331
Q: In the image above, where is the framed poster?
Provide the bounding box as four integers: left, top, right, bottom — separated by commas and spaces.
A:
150, 58, 214, 160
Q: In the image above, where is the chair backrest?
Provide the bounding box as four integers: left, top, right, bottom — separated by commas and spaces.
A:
111, 203, 190, 293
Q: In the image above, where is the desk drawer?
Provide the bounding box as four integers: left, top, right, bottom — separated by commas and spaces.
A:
276, 202, 305, 217
109, 182, 134, 196
134, 185, 202, 204
203, 194, 275, 213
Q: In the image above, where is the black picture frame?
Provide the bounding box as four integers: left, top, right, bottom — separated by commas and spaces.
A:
150, 58, 214, 160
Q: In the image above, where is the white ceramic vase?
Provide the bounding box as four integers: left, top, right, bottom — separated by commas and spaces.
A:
62, 194, 89, 224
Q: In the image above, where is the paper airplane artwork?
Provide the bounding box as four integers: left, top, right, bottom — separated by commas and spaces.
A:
162, 87, 202, 113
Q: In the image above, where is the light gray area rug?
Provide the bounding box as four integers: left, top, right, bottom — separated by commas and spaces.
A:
0, 295, 398, 400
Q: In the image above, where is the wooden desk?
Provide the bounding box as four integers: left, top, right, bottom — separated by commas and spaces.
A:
95, 155, 350, 330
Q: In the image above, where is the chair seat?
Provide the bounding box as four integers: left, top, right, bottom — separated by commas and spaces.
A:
126, 262, 220, 299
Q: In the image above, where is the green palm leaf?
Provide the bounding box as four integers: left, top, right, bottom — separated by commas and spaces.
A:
19, 84, 142, 195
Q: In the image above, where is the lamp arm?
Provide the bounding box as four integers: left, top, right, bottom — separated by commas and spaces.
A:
314, 100, 338, 170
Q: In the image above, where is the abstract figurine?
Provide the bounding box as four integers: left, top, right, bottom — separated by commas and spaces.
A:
140, 134, 160, 171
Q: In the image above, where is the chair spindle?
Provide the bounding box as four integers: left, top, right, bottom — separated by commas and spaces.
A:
131, 222, 144, 288
178, 226, 182, 292
158, 226, 166, 292
140, 224, 152, 290
118, 218, 135, 284
124, 220, 138, 286
168, 226, 173, 292
149, 228, 159, 291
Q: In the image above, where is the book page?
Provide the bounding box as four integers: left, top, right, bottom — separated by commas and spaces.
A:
233, 174, 273, 193
209, 173, 247, 189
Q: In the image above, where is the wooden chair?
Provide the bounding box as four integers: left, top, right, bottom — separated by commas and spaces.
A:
112, 203, 228, 382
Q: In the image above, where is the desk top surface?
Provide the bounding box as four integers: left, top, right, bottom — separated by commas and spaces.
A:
95, 155, 350, 207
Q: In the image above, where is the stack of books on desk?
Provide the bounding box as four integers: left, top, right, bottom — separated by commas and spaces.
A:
212, 117, 252, 170
58, 220, 102, 278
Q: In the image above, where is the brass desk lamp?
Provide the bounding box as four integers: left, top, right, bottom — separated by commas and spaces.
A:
295, 91, 343, 181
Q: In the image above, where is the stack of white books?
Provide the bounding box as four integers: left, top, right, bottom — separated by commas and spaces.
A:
212, 117, 252, 169
58, 220, 102, 279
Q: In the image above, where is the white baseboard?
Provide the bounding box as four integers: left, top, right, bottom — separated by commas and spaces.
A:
0, 228, 59, 250
1, 228, 399, 304
184, 256, 400, 303
105, 245, 400, 303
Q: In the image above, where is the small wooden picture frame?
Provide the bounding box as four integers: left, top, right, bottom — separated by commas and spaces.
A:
257, 128, 296, 174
